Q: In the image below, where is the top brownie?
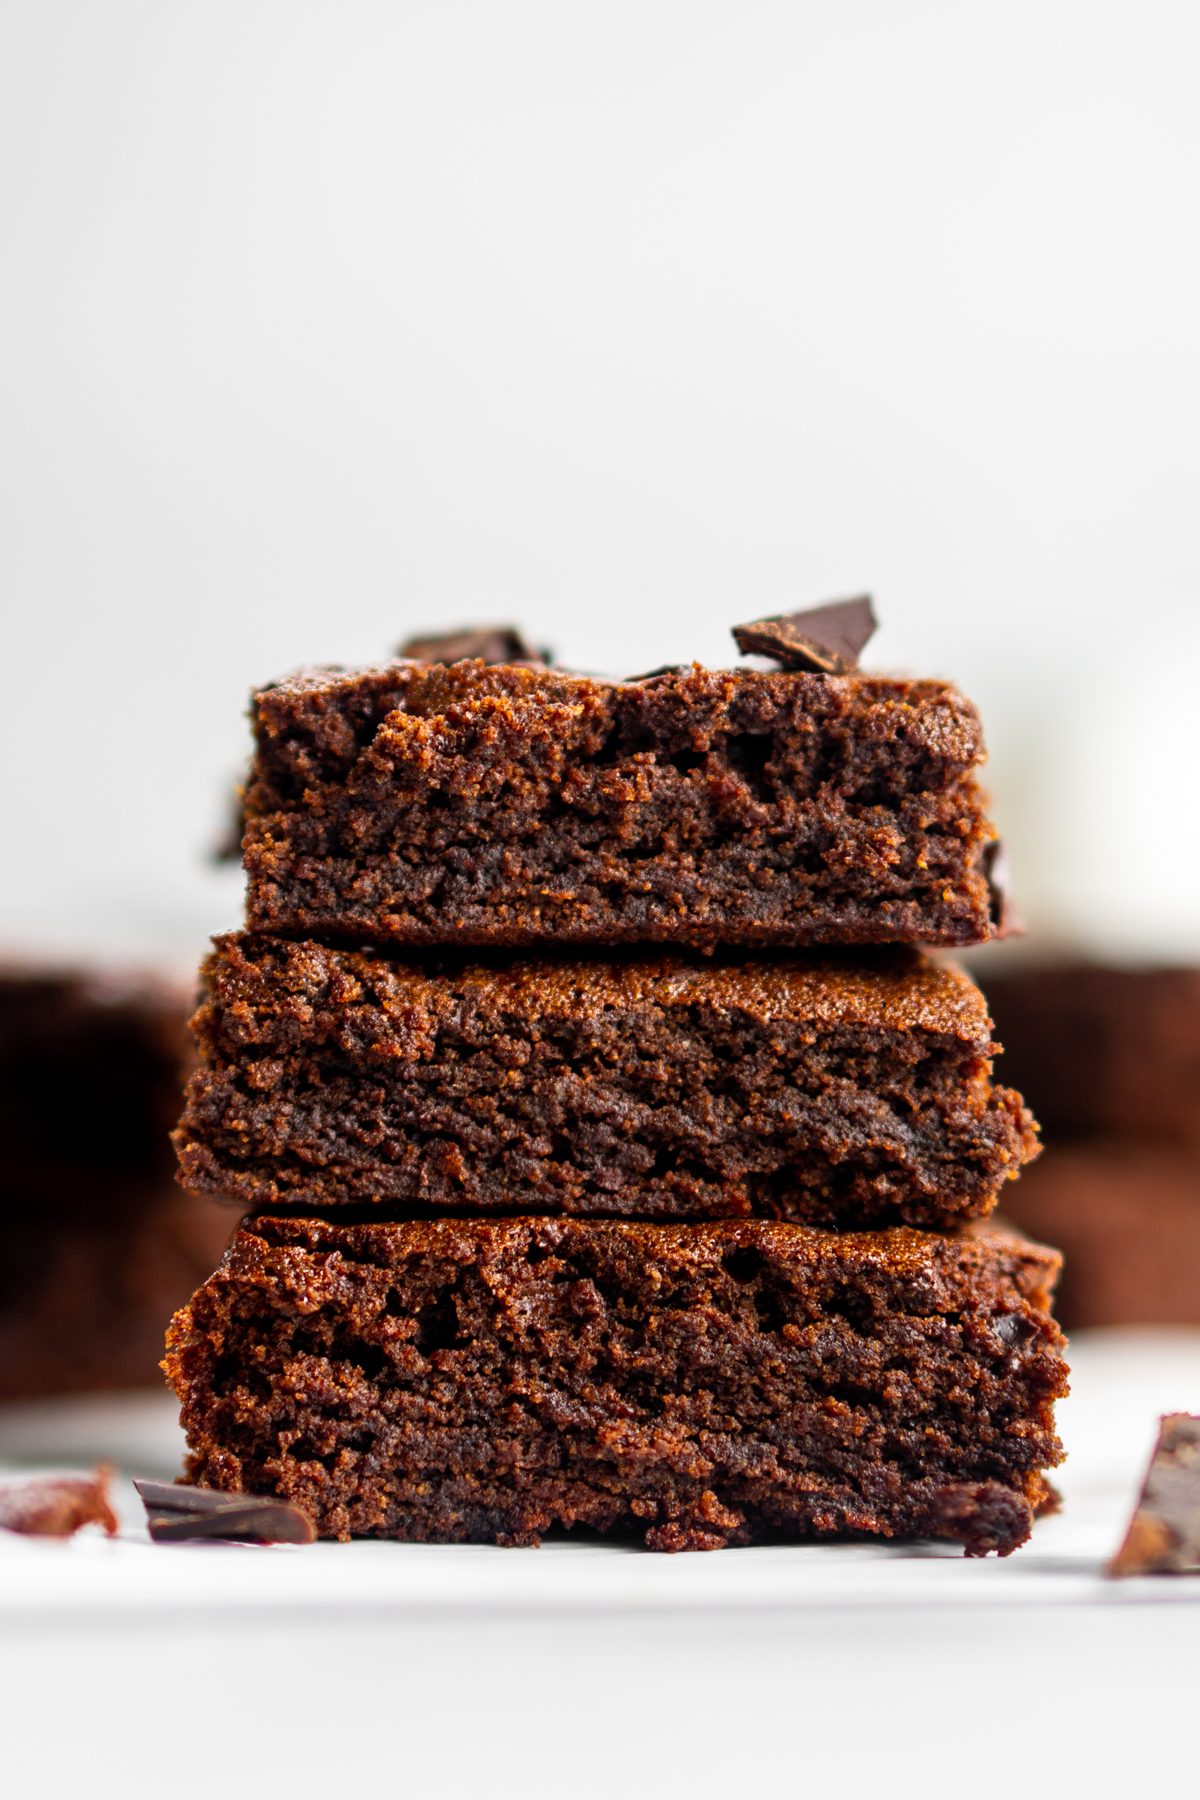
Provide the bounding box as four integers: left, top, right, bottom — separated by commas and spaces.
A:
243, 658, 1002, 950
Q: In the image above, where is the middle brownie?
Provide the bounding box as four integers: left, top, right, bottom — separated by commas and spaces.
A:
175, 934, 1037, 1228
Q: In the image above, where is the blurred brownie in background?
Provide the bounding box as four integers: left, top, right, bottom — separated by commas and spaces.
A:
983, 964, 1200, 1145
984, 962, 1200, 1329
0, 965, 232, 1401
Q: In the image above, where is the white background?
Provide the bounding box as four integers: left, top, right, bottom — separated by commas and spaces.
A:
3, 6, 1200, 1794
2, 0, 1199, 961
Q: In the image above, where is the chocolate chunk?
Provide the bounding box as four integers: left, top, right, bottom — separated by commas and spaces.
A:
1109, 1414, 1200, 1576
732, 597, 877, 672
398, 627, 549, 667
994, 1311, 1039, 1349
133, 1478, 315, 1545
622, 665, 690, 684
982, 839, 1022, 939
0, 1467, 118, 1538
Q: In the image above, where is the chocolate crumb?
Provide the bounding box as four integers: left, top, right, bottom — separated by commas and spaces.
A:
732, 597, 877, 672
1109, 1414, 1200, 1576
134, 1478, 315, 1545
0, 1467, 118, 1538
398, 627, 550, 667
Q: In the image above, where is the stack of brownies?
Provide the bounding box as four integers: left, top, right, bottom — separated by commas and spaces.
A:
166, 602, 1068, 1555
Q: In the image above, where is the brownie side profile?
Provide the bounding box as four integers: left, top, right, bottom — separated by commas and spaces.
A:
175, 934, 1037, 1228
242, 660, 1000, 949
165, 1215, 1066, 1555
982, 962, 1200, 1144
0, 965, 232, 1400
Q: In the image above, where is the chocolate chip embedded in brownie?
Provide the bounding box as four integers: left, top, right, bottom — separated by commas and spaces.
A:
242, 660, 1001, 950
175, 934, 1038, 1229
165, 1214, 1066, 1555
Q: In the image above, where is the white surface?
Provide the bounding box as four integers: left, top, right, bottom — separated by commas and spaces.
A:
3, 1331, 1200, 1796
3, 1330, 1199, 1615
2, 2, 1200, 963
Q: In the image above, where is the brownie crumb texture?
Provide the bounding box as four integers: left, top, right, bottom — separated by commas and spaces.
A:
242, 663, 1000, 950
175, 935, 1038, 1229
165, 1217, 1066, 1556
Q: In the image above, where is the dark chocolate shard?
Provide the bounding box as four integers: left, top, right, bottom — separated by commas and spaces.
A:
732, 597, 877, 672
982, 838, 1022, 939
0, 1466, 118, 1538
1108, 1414, 1200, 1576
623, 664, 690, 684
398, 627, 550, 667
134, 1478, 315, 1545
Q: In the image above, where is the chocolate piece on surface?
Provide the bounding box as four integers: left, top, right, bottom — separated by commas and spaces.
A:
1109, 1415, 1200, 1576
732, 596, 877, 672
0, 1467, 118, 1538
166, 1214, 1066, 1556
133, 1478, 315, 1545
176, 935, 1038, 1229
243, 660, 998, 950
398, 626, 549, 666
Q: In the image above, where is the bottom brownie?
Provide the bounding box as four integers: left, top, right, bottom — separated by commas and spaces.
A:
166, 1216, 1066, 1555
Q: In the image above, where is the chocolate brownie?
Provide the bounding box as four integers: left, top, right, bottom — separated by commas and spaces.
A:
0, 965, 232, 1400
1001, 1141, 1200, 1329
175, 934, 1038, 1228
165, 1214, 1066, 1555
982, 962, 1200, 1145
242, 660, 1001, 949
0, 966, 184, 1203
